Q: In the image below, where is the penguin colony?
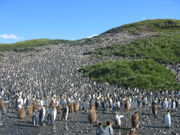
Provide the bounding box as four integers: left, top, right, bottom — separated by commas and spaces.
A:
0, 35, 180, 134
0, 88, 179, 135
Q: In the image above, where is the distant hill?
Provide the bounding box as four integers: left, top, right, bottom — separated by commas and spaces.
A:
0, 39, 71, 52
1, 19, 180, 49
74, 19, 180, 46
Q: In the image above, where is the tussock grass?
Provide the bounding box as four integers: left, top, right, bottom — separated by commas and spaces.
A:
90, 32, 180, 64
81, 60, 180, 90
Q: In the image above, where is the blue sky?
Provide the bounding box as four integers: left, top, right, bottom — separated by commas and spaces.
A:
0, 0, 180, 43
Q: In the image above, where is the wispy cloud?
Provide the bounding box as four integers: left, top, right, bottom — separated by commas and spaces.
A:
0, 34, 21, 40
88, 34, 97, 38
71, 34, 98, 40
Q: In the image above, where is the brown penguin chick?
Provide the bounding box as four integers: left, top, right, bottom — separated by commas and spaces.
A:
124, 99, 131, 112
18, 107, 26, 119
0, 100, 5, 111
131, 112, 140, 129
71, 103, 75, 112
152, 102, 158, 117
129, 128, 139, 135
69, 103, 74, 113
49, 100, 55, 109
74, 102, 80, 112
32, 102, 39, 112
90, 103, 96, 110
88, 106, 97, 123
26, 105, 33, 116
56, 104, 62, 114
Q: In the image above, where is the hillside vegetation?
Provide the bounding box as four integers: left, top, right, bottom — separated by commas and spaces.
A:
0, 39, 70, 52
89, 32, 180, 64
82, 19, 180, 90
1, 19, 180, 50
71, 19, 180, 46
102, 19, 180, 35
81, 60, 180, 90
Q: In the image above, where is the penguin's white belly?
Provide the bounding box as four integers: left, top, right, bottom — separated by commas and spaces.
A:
115, 119, 121, 126
163, 102, 168, 109
165, 114, 171, 127
42, 109, 46, 119
53, 109, 57, 121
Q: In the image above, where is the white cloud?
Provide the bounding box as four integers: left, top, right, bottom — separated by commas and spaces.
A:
0, 34, 20, 40
88, 34, 97, 38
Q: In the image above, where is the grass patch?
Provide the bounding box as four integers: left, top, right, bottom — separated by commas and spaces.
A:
0, 39, 70, 52
89, 32, 180, 64
0, 53, 3, 62
81, 60, 180, 90
102, 19, 180, 35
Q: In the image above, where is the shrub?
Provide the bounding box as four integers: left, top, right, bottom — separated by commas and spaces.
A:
81, 59, 180, 90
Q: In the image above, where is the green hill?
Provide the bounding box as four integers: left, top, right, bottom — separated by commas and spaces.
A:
1, 19, 180, 51
89, 32, 180, 64
102, 19, 180, 35
81, 59, 180, 90
82, 19, 180, 90
0, 39, 70, 52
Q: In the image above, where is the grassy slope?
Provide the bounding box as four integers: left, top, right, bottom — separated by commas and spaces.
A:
0, 39, 70, 52
81, 60, 180, 90
82, 19, 180, 90
70, 19, 180, 46
90, 32, 180, 64
102, 19, 180, 35
1, 19, 180, 50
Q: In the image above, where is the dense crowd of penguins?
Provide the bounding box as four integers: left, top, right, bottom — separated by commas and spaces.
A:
0, 33, 180, 135
0, 87, 179, 135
